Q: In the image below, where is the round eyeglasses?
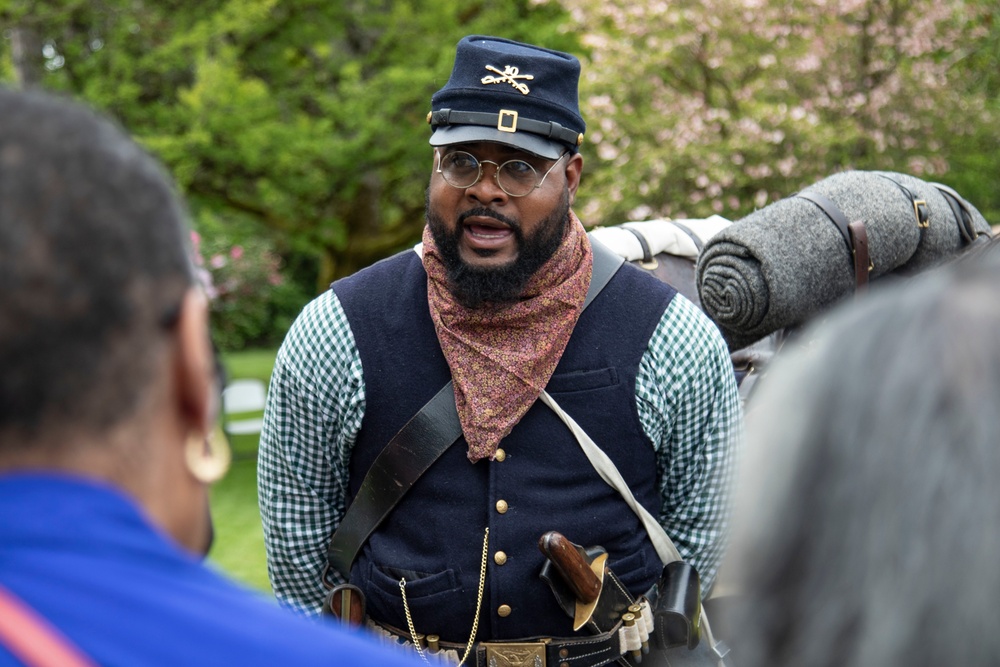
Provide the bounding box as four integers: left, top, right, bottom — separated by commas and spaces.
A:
435, 150, 568, 197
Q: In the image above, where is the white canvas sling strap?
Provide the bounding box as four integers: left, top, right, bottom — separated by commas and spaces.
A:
538, 390, 681, 564
538, 390, 723, 657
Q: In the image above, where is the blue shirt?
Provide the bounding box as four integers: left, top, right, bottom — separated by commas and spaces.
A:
0, 473, 421, 667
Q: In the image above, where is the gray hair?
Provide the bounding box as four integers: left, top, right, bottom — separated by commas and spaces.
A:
730, 239, 1000, 667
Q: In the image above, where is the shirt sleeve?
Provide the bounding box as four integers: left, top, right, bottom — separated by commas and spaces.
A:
257, 290, 365, 617
634, 293, 742, 593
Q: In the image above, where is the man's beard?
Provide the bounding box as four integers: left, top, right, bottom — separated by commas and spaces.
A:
425, 188, 571, 309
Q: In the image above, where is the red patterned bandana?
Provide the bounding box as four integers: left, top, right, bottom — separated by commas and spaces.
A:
423, 212, 593, 462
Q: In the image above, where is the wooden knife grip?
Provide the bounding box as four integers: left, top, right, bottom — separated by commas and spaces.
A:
325, 583, 365, 626
538, 531, 601, 604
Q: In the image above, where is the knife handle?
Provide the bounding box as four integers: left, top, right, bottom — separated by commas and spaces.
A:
538, 531, 602, 604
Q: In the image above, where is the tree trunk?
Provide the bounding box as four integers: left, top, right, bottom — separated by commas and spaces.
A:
10, 26, 43, 88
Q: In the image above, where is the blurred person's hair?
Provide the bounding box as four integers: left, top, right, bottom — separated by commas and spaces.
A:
0, 88, 194, 443
731, 236, 1000, 667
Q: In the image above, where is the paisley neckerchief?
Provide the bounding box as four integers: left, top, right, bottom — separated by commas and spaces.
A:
422, 212, 593, 462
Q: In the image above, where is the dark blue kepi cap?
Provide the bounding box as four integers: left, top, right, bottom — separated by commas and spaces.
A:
428, 35, 585, 160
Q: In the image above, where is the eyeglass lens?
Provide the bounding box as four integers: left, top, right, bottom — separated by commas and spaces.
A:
439, 151, 553, 197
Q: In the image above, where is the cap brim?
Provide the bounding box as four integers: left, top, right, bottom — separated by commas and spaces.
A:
429, 125, 564, 160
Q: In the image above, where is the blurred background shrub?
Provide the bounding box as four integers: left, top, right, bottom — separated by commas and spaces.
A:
191, 230, 310, 351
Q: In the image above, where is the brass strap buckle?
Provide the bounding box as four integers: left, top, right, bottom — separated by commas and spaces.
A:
914, 199, 929, 228
497, 109, 518, 133
483, 641, 546, 667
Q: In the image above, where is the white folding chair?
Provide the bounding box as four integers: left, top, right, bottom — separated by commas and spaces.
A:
221, 378, 267, 436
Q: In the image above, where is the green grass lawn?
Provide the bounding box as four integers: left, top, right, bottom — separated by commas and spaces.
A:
206, 347, 278, 594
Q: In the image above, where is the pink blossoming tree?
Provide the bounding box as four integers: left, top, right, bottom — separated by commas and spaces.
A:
558, 0, 998, 225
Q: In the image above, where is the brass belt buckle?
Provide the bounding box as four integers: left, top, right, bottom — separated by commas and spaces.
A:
483, 641, 546, 667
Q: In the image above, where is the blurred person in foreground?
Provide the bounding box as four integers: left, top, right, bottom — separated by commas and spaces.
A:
0, 88, 421, 667
728, 238, 1000, 667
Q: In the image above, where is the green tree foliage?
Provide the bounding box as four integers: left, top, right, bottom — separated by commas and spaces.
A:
1, 0, 575, 295
936, 0, 1000, 222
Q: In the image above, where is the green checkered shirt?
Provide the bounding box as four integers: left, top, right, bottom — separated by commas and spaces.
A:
258, 288, 741, 616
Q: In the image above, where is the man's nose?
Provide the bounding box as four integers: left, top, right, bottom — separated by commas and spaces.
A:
465, 160, 508, 202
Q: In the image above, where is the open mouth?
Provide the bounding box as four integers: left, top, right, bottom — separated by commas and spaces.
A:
467, 223, 513, 239
462, 215, 515, 249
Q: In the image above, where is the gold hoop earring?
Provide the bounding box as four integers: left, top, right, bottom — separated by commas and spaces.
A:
185, 425, 232, 484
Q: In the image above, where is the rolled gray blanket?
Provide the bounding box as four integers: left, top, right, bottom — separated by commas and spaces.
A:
696, 170, 992, 350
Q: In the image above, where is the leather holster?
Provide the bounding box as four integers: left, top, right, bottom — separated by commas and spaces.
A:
652, 561, 702, 650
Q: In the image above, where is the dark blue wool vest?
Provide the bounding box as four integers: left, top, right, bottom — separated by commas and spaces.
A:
333, 249, 676, 642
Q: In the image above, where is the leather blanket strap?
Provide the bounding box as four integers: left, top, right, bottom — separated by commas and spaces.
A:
324, 236, 625, 581
875, 173, 930, 229
796, 191, 871, 291
930, 181, 984, 246
847, 220, 870, 290
667, 220, 705, 253
622, 225, 657, 269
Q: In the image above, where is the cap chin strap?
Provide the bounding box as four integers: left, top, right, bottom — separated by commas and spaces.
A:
429, 108, 583, 149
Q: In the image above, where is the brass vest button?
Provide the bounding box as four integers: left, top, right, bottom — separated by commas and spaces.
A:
498, 604, 512, 617
494, 448, 506, 462
494, 551, 508, 565
496, 499, 508, 514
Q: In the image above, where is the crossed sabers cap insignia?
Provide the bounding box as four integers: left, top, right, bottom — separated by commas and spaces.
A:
481, 65, 533, 95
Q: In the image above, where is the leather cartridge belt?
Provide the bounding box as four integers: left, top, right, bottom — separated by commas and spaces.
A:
369, 618, 625, 667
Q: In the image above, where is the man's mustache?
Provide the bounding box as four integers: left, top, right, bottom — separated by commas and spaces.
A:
458, 207, 520, 231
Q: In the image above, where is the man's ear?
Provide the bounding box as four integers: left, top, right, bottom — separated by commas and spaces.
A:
565, 152, 584, 205
173, 288, 217, 437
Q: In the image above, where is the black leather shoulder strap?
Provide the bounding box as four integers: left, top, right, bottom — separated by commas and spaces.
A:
584, 234, 625, 306
324, 234, 624, 581
325, 381, 461, 580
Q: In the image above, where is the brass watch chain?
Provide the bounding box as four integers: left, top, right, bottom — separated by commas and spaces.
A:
400, 526, 490, 666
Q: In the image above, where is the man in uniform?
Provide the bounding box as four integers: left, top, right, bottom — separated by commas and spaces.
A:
259, 35, 741, 662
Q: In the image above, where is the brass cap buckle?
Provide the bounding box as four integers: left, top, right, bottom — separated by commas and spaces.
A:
497, 109, 519, 133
